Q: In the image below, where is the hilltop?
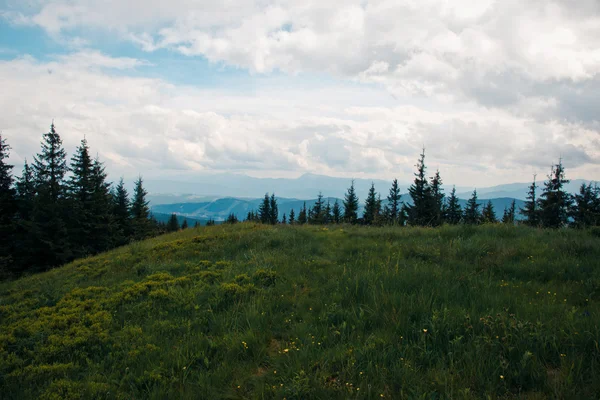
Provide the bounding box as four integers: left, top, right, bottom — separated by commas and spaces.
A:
1, 224, 599, 399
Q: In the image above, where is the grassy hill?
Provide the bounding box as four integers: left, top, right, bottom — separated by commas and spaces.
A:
1, 224, 599, 399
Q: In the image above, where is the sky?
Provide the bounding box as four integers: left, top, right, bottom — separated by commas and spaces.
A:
1, 0, 599, 187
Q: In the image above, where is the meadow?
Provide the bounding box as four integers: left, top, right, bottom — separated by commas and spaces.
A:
0, 224, 599, 399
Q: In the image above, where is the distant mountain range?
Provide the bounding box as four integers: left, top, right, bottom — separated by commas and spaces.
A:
144, 173, 596, 205
152, 196, 527, 222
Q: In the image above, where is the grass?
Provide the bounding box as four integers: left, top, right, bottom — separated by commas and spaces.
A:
0, 223, 599, 399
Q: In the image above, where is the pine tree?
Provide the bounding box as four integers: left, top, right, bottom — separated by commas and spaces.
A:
167, 214, 180, 232
310, 193, 325, 224
226, 213, 239, 224
363, 183, 379, 225
181, 219, 189, 229
31, 123, 71, 269
281, 213, 287, 224
131, 176, 152, 240
324, 200, 332, 224
206, 219, 216, 226
481, 200, 497, 224
445, 186, 462, 225
520, 175, 539, 227
89, 157, 114, 253
15, 161, 35, 220
538, 161, 572, 228
430, 170, 445, 226
13, 160, 36, 272
501, 200, 517, 224
386, 179, 402, 225
0, 134, 17, 274
288, 209, 296, 225
463, 190, 481, 225
258, 193, 271, 224
407, 148, 434, 226
570, 183, 597, 228
269, 193, 278, 224
194, 221, 199, 228
332, 200, 342, 224
112, 178, 131, 246
298, 202, 308, 224
343, 180, 359, 224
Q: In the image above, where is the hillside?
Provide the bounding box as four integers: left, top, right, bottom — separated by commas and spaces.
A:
1, 224, 599, 399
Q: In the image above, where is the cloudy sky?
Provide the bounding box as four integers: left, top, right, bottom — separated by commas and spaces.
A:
1, 0, 599, 187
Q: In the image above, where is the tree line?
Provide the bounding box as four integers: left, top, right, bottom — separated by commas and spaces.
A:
0, 125, 194, 278
2, 128, 599, 277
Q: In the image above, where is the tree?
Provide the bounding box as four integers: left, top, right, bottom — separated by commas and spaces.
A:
281, 213, 287, 224
13, 160, 36, 272
445, 186, 462, 225
520, 175, 539, 227
407, 148, 433, 226
538, 161, 572, 228
0, 134, 17, 274
31, 123, 71, 269
131, 176, 152, 240
324, 200, 332, 224
206, 219, 216, 226
430, 170, 445, 226
88, 157, 114, 253
332, 200, 342, 224
181, 219, 189, 229
343, 180, 359, 224
386, 179, 402, 225
258, 193, 271, 224
502, 200, 517, 225
289, 209, 296, 225
298, 202, 308, 224
194, 221, 199, 228
310, 192, 325, 224
15, 161, 35, 220
167, 214, 180, 232
363, 183, 380, 225
463, 190, 481, 225
570, 183, 598, 228
226, 213, 239, 224
269, 193, 278, 224
112, 178, 131, 246
481, 200, 497, 224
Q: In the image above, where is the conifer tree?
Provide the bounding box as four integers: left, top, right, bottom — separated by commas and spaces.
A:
538, 160, 571, 228
194, 221, 199, 228
343, 180, 359, 224
407, 148, 433, 226
226, 213, 239, 224
310, 193, 325, 224
112, 178, 131, 246
324, 200, 332, 224
298, 202, 308, 224
501, 200, 517, 224
386, 179, 402, 225
15, 161, 35, 220
363, 183, 379, 225
206, 219, 216, 226
463, 189, 481, 225
481, 200, 497, 224
131, 176, 152, 240
31, 123, 71, 269
181, 219, 189, 229
445, 186, 462, 225
13, 160, 36, 272
0, 134, 17, 274
570, 183, 597, 228
520, 175, 539, 227
258, 193, 271, 224
167, 214, 180, 232
88, 157, 114, 253
289, 209, 296, 225
332, 200, 342, 224
430, 170, 445, 226
281, 213, 287, 224
269, 193, 278, 224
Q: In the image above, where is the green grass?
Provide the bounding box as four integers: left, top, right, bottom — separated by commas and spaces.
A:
1, 224, 599, 399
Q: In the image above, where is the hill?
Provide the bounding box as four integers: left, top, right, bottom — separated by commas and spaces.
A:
1, 224, 599, 399
152, 212, 213, 226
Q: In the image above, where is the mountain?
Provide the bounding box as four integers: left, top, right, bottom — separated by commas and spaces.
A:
151, 212, 214, 226
458, 179, 594, 201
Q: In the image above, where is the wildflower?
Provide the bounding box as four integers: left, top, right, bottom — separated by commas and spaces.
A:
283, 348, 289, 353
423, 328, 428, 333
274, 370, 277, 374
560, 353, 566, 357
500, 375, 504, 379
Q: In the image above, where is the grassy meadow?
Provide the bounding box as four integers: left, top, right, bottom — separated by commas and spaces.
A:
1, 223, 599, 399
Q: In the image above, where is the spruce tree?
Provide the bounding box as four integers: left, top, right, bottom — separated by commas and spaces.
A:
407, 149, 433, 226
181, 219, 188, 229
520, 175, 539, 227
386, 179, 401, 225
206, 219, 216, 226
298, 202, 308, 224
324, 200, 332, 224
15, 161, 35, 220
310, 193, 325, 224
501, 200, 517, 224
430, 170, 445, 226
445, 186, 462, 225
14, 160, 36, 272
269, 193, 278, 224
226, 213, 239, 224
281, 213, 287, 224
481, 200, 497, 224
167, 214, 180, 232
332, 200, 342, 224
289, 209, 296, 225
538, 160, 572, 228
89, 157, 114, 253
363, 183, 379, 225
131, 176, 152, 240
194, 221, 200, 228
570, 183, 597, 228
343, 180, 359, 224
112, 178, 131, 246
258, 193, 271, 224
31, 123, 71, 269
0, 134, 17, 274
463, 189, 481, 225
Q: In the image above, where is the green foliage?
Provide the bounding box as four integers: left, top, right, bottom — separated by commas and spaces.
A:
445, 186, 462, 225
0, 134, 16, 275
521, 175, 539, 226
167, 213, 180, 232
481, 200, 497, 224
131, 177, 153, 240
407, 148, 434, 226
385, 178, 402, 225
1, 223, 599, 399
464, 189, 481, 225
363, 183, 382, 225
538, 161, 572, 228
343, 180, 359, 224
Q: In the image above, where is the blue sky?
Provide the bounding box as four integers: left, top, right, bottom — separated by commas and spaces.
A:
1, 0, 599, 187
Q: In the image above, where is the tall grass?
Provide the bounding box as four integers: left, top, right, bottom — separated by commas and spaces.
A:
1, 223, 599, 399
